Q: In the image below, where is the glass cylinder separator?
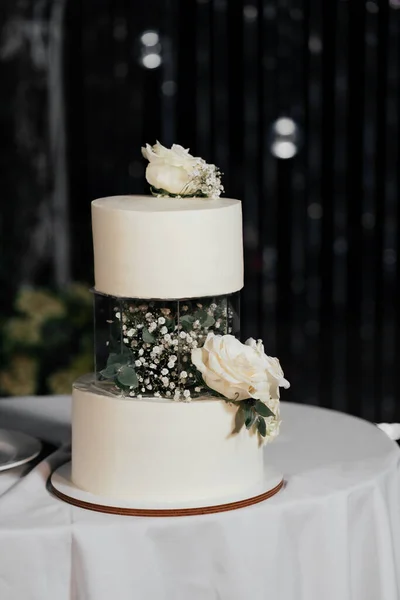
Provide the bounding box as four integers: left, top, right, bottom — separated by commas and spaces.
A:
93, 291, 240, 400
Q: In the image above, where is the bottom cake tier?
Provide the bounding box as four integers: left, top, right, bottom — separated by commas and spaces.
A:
72, 374, 264, 504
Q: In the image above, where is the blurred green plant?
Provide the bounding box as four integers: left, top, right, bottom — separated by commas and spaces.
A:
0, 283, 93, 396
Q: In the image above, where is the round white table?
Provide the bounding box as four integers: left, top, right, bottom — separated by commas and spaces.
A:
0, 395, 399, 600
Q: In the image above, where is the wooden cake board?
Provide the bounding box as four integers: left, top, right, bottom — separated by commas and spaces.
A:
49, 462, 284, 517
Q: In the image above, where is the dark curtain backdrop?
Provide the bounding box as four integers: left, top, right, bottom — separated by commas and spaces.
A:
1, 0, 400, 421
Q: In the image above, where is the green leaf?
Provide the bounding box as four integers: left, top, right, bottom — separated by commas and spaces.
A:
100, 364, 120, 379
202, 314, 215, 328
194, 309, 207, 322
232, 406, 246, 434
254, 400, 274, 418
150, 186, 179, 198
142, 327, 155, 343
107, 352, 128, 366
116, 364, 138, 388
165, 317, 175, 330
244, 406, 256, 429
149, 186, 206, 198
257, 417, 267, 437
194, 310, 215, 329
180, 315, 195, 331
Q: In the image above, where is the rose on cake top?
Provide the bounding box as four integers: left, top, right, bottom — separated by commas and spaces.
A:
141, 141, 224, 198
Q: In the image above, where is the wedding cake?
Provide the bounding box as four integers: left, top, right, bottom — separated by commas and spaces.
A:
71, 143, 289, 508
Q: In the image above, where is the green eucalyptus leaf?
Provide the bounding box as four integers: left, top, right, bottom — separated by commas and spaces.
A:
165, 317, 175, 330
150, 186, 178, 197
232, 406, 246, 434
105, 353, 118, 365
244, 406, 256, 429
180, 315, 195, 331
194, 309, 207, 322
107, 352, 130, 367
116, 364, 138, 388
100, 364, 120, 379
254, 400, 274, 418
257, 416, 267, 437
202, 314, 215, 328
142, 327, 155, 343
194, 310, 215, 329
151, 186, 208, 198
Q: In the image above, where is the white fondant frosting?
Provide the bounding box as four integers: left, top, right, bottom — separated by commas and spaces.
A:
72, 377, 263, 503
92, 195, 243, 299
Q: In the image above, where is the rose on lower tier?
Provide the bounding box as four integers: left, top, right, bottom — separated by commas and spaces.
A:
191, 332, 289, 405
245, 337, 290, 399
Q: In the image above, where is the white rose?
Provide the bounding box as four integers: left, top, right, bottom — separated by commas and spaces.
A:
141, 142, 198, 195
264, 415, 281, 441
191, 333, 273, 402
245, 338, 290, 399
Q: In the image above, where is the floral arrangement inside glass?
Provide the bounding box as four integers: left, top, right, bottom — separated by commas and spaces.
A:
94, 142, 290, 443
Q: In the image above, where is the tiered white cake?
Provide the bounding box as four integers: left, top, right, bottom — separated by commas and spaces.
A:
71, 143, 288, 508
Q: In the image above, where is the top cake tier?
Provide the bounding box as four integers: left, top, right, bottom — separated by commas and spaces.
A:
92, 195, 243, 299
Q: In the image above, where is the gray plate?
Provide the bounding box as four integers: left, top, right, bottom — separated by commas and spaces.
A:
0, 429, 41, 472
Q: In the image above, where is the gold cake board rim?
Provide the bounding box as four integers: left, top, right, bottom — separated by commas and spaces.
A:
48, 462, 284, 517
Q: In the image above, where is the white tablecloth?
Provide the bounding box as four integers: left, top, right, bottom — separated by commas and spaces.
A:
0, 396, 399, 600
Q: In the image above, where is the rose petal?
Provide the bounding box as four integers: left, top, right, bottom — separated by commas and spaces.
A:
191, 348, 208, 374
145, 163, 191, 195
